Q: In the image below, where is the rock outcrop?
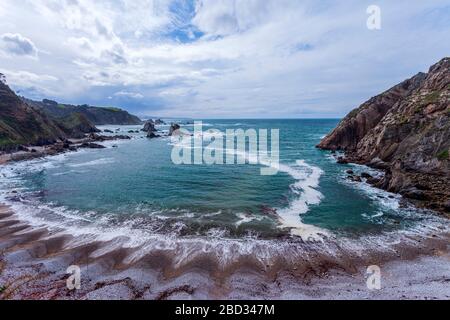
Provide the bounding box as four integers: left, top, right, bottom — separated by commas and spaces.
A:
57, 112, 101, 139
169, 123, 181, 136
147, 131, 161, 139
141, 120, 156, 133
141, 120, 161, 139
318, 58, 450, 213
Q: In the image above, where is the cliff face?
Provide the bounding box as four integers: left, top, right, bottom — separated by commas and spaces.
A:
0, 76, 100, 151
317, 72, 427, 151
57, 112, 101, 139
27, 99, 142, 125
0, 76, 66, 150
318, 58, 450, 213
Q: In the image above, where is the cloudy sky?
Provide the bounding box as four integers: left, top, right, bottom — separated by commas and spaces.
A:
0, 0, 449, 118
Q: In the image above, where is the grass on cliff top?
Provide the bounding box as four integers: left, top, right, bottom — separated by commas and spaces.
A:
437, 150, 449, 161
347, 108, 359, 119
105, 107, 123, 112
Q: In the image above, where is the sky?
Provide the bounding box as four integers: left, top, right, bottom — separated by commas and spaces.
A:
0, 0, 449, 119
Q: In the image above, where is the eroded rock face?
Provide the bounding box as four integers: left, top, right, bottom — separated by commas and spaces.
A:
317, 71, 427, 151
318, 57, 450, 213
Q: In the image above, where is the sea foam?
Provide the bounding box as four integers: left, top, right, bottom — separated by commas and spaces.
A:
275, 160, 328, 241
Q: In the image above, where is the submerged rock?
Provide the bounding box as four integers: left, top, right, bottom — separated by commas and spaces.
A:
361, 172, 373, 179
147, 132, 161, 139
88, 133, 130, 142
79, 142, 106, 149
259, 205, 278, 217
337, 157, 348, 164
347, 175, 362, 182
113, 135, 131, 140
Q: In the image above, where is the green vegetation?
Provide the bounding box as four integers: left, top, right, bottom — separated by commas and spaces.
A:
0, 285, 6, 294
437, 150, 449, 161
56, 112, 98, 138
422, 91, 441, 106
415, 104, 424, 114
398, 114, 409, 125
0, 137, 18, 148
105, 107, 123, 112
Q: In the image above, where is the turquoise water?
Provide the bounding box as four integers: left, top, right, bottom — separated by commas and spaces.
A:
1, 119, 441, 245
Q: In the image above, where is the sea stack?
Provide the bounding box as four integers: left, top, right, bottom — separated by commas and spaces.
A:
169, 123, 181, 136
142, 120, 156, 133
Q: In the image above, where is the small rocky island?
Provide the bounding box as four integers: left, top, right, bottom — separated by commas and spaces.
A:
141, 119, 181, 139
318, 58, 450, 214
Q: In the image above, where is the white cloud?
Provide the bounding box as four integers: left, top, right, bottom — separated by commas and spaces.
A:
65, 37, 94, 54
0, 0, 449, 117
114, 91, 144, 99
0, 69, 58, 96
1, 69, 57, 83
0, 33, 38, 57
192, 0, 282, 37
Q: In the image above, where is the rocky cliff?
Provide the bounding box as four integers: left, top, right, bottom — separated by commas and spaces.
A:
0, 76, 66, 150
0, 75, 99, 151
318, 58, 450, 213
26, 99, 142, 125
57, 112, 101, 139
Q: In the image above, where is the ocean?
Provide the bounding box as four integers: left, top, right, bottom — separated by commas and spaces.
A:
0, 119, 447, 267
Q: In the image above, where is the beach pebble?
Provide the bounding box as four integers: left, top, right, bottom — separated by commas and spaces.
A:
85, 283, 134, 300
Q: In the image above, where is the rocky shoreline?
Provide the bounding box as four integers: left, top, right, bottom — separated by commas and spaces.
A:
318, 58, 450, 215
0, 133, 132, 165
